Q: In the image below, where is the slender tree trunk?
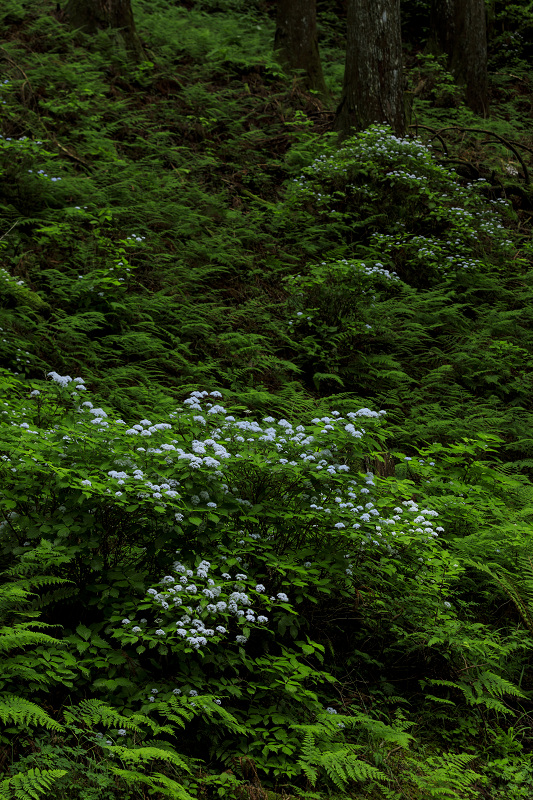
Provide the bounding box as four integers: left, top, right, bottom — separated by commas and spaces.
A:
335, 0, 405, 137
429, 0, 488, 116
65, 0, 146, 62
275, 0, 328, 98
429, 0, 455, 56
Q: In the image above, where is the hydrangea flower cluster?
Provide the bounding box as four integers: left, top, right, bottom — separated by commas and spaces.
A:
119, 557, 274, 650
0, 267, 27, 290
48, 372, 87, 390
1, 377, 452, 564
45, 387, 388, 507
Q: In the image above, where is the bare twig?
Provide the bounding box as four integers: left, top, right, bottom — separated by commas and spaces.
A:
52, 138, 91, 168
409, 123, 531, 185
408, 123, 448, 156
0, 221, 19, 242
0, 46, 33, 103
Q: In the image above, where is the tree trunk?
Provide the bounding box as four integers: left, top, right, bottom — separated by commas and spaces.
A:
428, 0, 455, 57
65, 0, 146, 62
429, 0, 488, 116
335, 0, 405, 137
275, 0, 328, 98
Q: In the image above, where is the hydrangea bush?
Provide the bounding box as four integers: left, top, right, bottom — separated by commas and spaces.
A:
282, 125, 515, 287
0, 368, 527, 794
276, 125, 527, 431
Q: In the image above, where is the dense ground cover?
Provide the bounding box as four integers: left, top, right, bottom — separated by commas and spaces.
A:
2, 0, 533, 798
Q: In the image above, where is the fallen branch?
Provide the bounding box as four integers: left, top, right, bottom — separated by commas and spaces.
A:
410, 123, 530, 185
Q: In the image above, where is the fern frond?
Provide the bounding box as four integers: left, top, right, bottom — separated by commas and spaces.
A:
0, 694, 64, 731
110, 745, 191, 773
63, 699, 148, 734
407, 752, 482, 799
349, 711, 413, 748
326, 750, 385, 788
153, 701, 192, 730
423, 694, 456, 706
31, 585, 78, 610
517, 551, 533, 608
295, 722, 386, 789
299, 729, 317, 764
465, 558, 533, 634
476, 670, 525, 699
477, 697, 513, 714
0, 768, 67, 800
0, 626, 61, 653
1, 661, 59, 686
110, 768, 195, 800
147, 772, 198, 799
464, 559, 533, 634
297, 758, 318, 786
158, 696, 246, 734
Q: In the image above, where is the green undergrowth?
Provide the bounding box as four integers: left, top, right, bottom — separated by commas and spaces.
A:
1, 371, 533, 800
1, 0, 533, 797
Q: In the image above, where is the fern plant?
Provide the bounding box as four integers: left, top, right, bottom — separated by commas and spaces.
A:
297, 727, 385, 790
465, 552, 533, 636
0, 768, 68, 800
293, 711, 411, 792
405, 752, 484, 799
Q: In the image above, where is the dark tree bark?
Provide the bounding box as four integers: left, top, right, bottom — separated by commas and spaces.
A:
65, 0, 146, 62
429, 0, 488, 116
335, 0, 405, 137
275, 0, 328, 98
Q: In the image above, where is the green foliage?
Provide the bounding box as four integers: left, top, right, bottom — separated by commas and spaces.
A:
406, 752, 483, 799
0, 696, 63, 733
0, 768, 68, 800
1, 0, 533, 798
466, 551, 533, 635
276, 125, 533, 455
294, 711, 410, 790
1, 368, 531, 797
